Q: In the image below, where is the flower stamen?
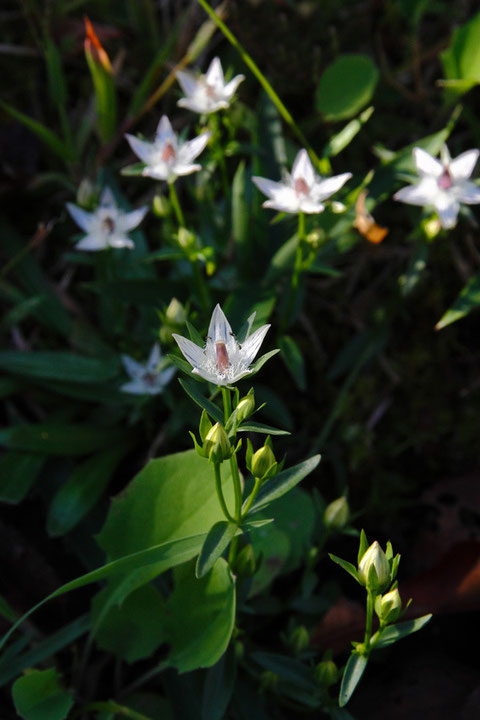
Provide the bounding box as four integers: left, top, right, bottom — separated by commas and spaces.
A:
438, 167, 453, 190
215, 341, 231, 374
294, 177, 310, 196
162, 142, 176, 163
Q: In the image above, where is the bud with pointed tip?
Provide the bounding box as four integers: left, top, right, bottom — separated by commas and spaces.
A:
375, 587, 402, 624
204, 422, 231, 464
165, 297, 186, 326
324, 496, 350, 530
235, 390, 255, 424
288, 625, 310, 655
314, 658, 339, 688
251, 444, 276, 481
358, 540, 390, 592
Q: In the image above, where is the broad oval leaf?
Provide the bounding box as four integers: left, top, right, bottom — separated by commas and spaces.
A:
316, 54, 379, 122
12, 668, 73, 720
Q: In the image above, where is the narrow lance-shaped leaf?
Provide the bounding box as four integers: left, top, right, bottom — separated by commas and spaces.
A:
247, 455, 321, 513
339, 652, 368, 707
196, 521, 238, 578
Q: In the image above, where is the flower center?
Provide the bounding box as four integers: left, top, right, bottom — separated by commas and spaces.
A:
294, 177, 310, 196
162, 142, 176, 163
205, 83, 216, 99
215, 342, 230, 374
102, 216, 115, 235
143, 371, 157, 386
438, 167, 453, 190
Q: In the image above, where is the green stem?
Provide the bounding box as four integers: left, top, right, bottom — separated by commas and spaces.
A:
196, 0, 328, 172
221, 387, 242, 521
221, 386, 232, 425
281, 213, 305, 331
169, 181, 185, 227
214, 462, 236, 522
241, 477, 262, 518
364, 589, 374, 652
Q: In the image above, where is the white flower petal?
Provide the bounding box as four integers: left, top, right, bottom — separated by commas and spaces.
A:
178, 132, 211, 163
108, 236, 135, 249
117, 206, 148, 232
205, 57, 224, 89
393, 178, 438, 206
263, 186, 301, 213
413, 147, 443, 178
240, 324, 270, 365
435, 196, 460, 229
298, 198, 325, 214
173, 334, 206, 370
450, 150, 480, 180
158, 365, 176, 387
155, 115, 175, 144
147, 343, 161, 370
455, 181, 480, 205
66, 203, 94, 233
99, 187, 116, 207
313, 172, 352, 201
176, 70, 198, 98
291, 149, 315, 187
171, 162, 202, 177
252, 176, 284, 199
121, 379, 150, 395
121, 355, 145, 379
177, 97, 206, 113
142, 164, 170, 181
208, 304, 233, 344
125, 134, 155, 164
223, 74, 245, 98
74, 234, 106, 251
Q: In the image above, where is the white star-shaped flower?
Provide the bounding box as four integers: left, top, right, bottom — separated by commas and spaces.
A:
252, 149, 352, 214
394, 145, 480, 229
121, 344, 176, 396
125, 115, 211, 183
66, 187, 147, 251
176, 56, 245, 115
172, 304, 270, 386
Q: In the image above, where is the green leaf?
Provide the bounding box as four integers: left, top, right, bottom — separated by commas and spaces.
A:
91, 584, 166, 663
252, 652, 318, 693
12, 668, 74, 720
0, 102, 73, 162
248, 349, 281, 377
178, 378, 224, 424
85, 43, 117, 143
372, 614, 432, 650
164, 559, 235, 673
329, 554, 359, 583
97, 450, 235, 564
168, 353, 204, 382
440, 11, 480, 101
0, 424, 127, 455
46, 39, 67, 109
0, 615, 89, 688
435, 272, 480, 329
186, 319, 205, 347
0, 534, 210, 653
46, 446, 129, 537
0, 451, 45, 504
237, 421, 289, 436
278, 335, 306, 391
323, 106, 374, 157
196, 521, 238, 578
0, 351, 119, 383
316, 54, 379, 121
247, 455, 321, 513
339, 652, 368, 706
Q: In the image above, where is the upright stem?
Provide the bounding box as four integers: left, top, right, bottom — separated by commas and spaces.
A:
281, 212, 305, 332
241, 477, 261, 517
196, 0, 331, 174
169, 181, 185, 227
169, 180, 210, 313
221, 387, 242, 521
214, 462, 235, 523
364, 589, 374, 652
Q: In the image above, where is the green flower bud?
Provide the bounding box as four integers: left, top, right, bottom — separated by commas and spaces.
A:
314, 659, 339, 688
251, 444, 276, 480
323, 496, 350, 530
235, 391, 255, 423
204, 422, 231, 463
358, 541, 390, 592
260, 671, 278, 692
165, 297, 186, 326
153, 194, 170, 217
177, 227, 195, 250
288, 625, 310, 655
77, 178, 96, 208
375, 588, 402, 624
